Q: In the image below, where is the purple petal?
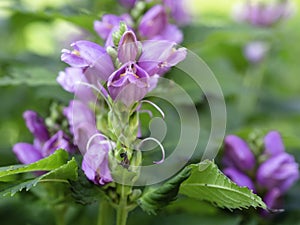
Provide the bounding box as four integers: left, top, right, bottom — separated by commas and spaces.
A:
139, 5, 168, 38
139, 40, 186, 76
163, 0, 192, 25
264, 130, 285, 156
257, 152, 299, 192
223, 135, 256, 171
13, 143, 43, 164
42, 131, 75, 157
243, 41, 268, 64
82, 142, 113, 185
152, 24, 183, 44
118, 31, 140, 63
263, 188, 282, 210
23, 110, 49, 143
223, 167, 255, 191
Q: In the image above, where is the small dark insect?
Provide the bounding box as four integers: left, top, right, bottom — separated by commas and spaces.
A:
120, 152, 130, 169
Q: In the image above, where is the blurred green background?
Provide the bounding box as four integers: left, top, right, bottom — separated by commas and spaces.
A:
0, 0, 300, 224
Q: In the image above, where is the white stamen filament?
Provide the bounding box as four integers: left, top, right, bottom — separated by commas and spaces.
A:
138, 137, 165, 164
140, 100, 165, 119
139, 109, 153, 118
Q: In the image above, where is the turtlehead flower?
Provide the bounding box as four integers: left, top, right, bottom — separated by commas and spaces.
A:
13, 110, 74, 165
61, 40, 114, 81
233, 0, 294, 27
107, 30, 187, 105
222, 131, 299, 211
138, 5, 183, 43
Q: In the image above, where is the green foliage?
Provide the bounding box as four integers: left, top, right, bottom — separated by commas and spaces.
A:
138, 167, 191, 215
0, 150, 78, 197
179, 160, 266, 210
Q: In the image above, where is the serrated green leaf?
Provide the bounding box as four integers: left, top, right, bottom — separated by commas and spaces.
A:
0, 150, 69, 180
179, 160, 266, 210
0, 157, 78, 197
138, 167, 191, 215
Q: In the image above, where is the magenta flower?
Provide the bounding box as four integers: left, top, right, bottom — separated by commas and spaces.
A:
61, 40, 114, 81
223, 167, 255, 191
13, 111, 75, 165
264, 130, 285, 156
223, 135, 255, 171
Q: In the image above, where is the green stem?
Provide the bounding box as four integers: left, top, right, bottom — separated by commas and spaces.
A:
53, 205, 67, 225
98, 199, 114, 225
116, 197, 129, 225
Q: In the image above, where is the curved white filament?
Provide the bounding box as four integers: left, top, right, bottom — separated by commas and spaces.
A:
140, 100, 165, 119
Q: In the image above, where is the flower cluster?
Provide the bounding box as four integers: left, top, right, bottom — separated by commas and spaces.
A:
13, 111, 75, 164
222, 131, 299, 210
56, 1, 188, 185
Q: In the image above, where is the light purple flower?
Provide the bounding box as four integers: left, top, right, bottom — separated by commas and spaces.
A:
264, 130, 285, 156
117, 31, 140, 64
119, 0, 136, 8
243, 41, 268, 64
61, 40, 114, 81
82, 140, 115, 185
138, 40, 187, 76
107, 62, 150, 106
64, 100, 98, 154
23, 110, 49, 143
224, 167, 256, 191
57, 67, 95, 102
223, 135, 256, 171
163, 0, 192, 25
139, 5, 168, 39
94, 14, 132, 40
257, 152, 299, 192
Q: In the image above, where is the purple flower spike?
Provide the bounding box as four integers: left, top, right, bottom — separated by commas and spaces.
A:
118, 31, 140, 64
42, 130, 75, 157
223, 135, 255, 171
224, 167, 256, 191
257, 152, 299, 192
13, 143, 43, 164
23, 111, 49, 143
139, 5, 168, 39
264, 130, 285, 156
107, 62, 150, 106
152, 24, 183, 44
119, 0, 136, 8
139, 40, 187, 76
61, 41, 114, 81
82, 140, 114, 185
